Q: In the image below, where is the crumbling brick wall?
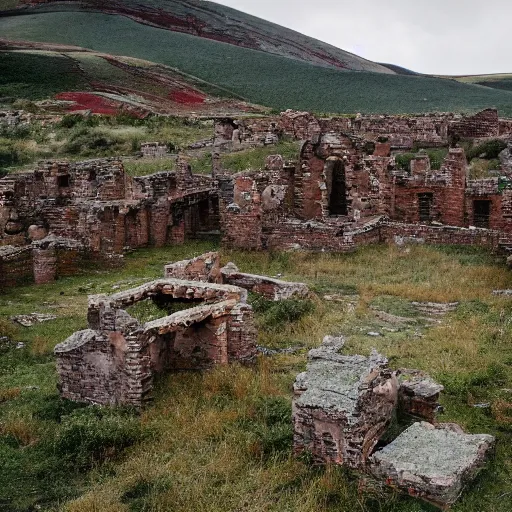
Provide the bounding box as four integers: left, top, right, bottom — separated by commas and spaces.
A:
0, 158, 220, 287
55, 279, 257, 406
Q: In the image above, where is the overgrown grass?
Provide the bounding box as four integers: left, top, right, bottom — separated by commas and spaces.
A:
0, 114, 211, 174
1, 242, 512, 511
221, 142, 300, 172
395, 148, 449, 172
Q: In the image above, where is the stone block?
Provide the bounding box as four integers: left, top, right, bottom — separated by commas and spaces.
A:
369, 422, 495, 508
293, 336, 397, 469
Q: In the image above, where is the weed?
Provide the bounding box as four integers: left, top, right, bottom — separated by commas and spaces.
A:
51, 407, 143, 470
467, 139, 507, 161
250, 297, 316, 330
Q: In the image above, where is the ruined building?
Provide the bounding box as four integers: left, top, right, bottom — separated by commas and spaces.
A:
3, 108, 512, 289
221, 121, 512, 253
293, 336, 495, 509
55, 252, 308, 406
0, 157, 218, 288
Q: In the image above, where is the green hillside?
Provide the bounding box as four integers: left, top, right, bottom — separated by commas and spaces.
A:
0, 51, 88, 100
454, 74, 512, 93
0, 0, 395, 73
1, 12, 512, 115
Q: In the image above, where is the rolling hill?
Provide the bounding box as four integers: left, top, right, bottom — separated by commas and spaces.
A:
0, 0, 395, 73
451, 74, 512, 93
0, 41, 264, 116
0, 1, 512, 115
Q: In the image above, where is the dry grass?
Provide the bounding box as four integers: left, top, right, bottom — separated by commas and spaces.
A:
0, 414, 39, 446
2, 242, 512, 511
0, 387, 21, 403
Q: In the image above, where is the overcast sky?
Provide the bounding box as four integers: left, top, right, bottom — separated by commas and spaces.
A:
213, 0, 508, 75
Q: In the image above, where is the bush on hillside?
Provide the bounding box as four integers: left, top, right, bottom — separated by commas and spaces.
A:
467, 139, 507, 161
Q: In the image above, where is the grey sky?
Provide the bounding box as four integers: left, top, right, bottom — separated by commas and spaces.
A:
213, 0, 509, 75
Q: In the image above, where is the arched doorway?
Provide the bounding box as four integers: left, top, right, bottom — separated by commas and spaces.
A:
326, 158, 348, 215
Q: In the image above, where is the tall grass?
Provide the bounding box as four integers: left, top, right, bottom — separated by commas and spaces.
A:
1, 242, 511, 510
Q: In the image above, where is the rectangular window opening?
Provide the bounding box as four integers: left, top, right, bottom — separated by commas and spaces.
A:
473, 200, 491, 228
418, 193, 433, 222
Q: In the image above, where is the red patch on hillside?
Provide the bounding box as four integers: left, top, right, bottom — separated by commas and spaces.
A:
170, 90, 206, 105
55, 92, 121, 115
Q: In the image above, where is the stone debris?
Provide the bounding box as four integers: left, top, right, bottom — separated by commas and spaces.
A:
293, 336, 397, 469
397, 369, 444, 422
164, 252, 221, 283
369, 422, 495, 509
411, 302, 459, 316
472, 403, 491, 409
292, 336, 495, 508
492, 289, 512, 296
11, 313, 58, 327
140, 142, 170, 159
256, 345, 302, 356
370, 308, 417, 325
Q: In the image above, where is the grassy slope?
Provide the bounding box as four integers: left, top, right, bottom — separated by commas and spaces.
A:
0, 114, 212, 174
1, 243, 512, 511
0, 0, 394, 74
453, 74, 512, 93
0, 51, 89, 100
2, 12, 512, 115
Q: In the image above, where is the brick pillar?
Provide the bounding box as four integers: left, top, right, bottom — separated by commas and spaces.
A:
33, 247, 57, 284
150, 201, 169, 247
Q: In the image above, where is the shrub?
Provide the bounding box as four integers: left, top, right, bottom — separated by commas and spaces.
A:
395, 153, 415, 172
58, 114, 84, 129
467, 139, 507, 161
50, 406, 142, 469
249, 296, 315, 330
34, 395, 88, 423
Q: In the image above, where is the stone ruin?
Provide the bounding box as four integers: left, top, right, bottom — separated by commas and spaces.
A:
292, 336, 495, 509
221, 135, 512, 254
54, 252, 309, 406
0, 157, 218, 289
293, 336, 397, 469
4, 108, 512, 291
213, 108, 510, 150
140, 142, 170, 158
0, 110, 31, 127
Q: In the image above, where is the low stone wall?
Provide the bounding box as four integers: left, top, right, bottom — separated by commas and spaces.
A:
55, 278, 256, 406
0, 245, 33, 289
220, 262, 310, 300
380, 222, 501, 251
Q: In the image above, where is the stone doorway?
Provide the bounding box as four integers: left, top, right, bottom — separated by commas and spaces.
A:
328, 159, 348, 216
473, 200, 491, 228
